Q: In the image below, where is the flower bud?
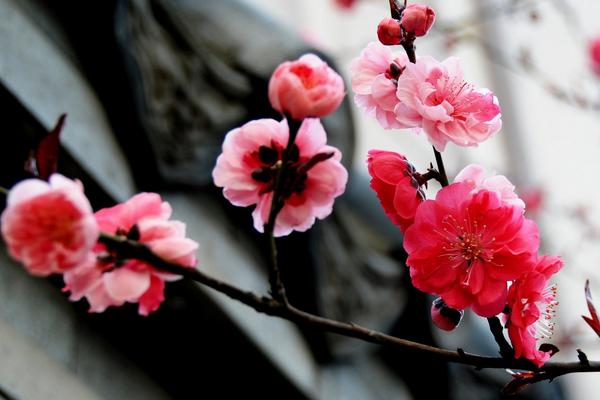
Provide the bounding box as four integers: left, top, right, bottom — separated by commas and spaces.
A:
431, 297, 463, 331
377, 17, 403, 45
268, 54, 345, 121
589, 36, 600, 77
401, 4, 436, 37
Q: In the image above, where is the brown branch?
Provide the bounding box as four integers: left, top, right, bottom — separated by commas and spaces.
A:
97, 232, 600, 382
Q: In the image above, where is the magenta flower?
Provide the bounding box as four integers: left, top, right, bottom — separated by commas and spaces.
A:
396, 56, 502, 151
349, 42, 420, 130
63, 193, 198, 315
401, 4, 436, 37
1, 174, 98, 276
403, 182, 539, 317
589, 36, 600, 77
367, 150, 424, 232
268, 54, 345, 120
213, 118, 348, 237
507, 256, 562, 366
454, 164, 525, 210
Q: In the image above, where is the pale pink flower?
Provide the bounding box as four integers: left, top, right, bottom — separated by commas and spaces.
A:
350, 42, 420, 130
454, 164, 525, 210
401, 4, 436, 37
367, 150, 424, 232
589, 36, 600, 77
268, 54, 344, 120
63, 193, 198, 315
396, 56, 502, 151
1, 174, 98, 276
507, 256, 562, 367
404, 182, 539, 317
212, 118, 347, 237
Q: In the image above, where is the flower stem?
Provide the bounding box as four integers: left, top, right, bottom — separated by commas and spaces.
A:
262, 116, 303, 304
432, 148, 449, 187
96, 231, 600, 387
0, 187, 9, 196
487, 316, 514, 359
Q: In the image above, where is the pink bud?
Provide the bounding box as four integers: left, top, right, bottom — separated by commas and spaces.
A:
268, 54, 345, 121
431, 297, 463, 331
589, 35, 600, 77
377, 17, 403, 45
401, 4, 436, 37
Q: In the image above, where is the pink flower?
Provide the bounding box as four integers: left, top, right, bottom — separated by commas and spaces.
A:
349, 42, 420, 130
213, 118, 347, 237
403, 182, 539, 317
1, 174, 98, 276
377, 17, 403, 45
396, 56, 502, 151
507, 256, 562, 366
401, 4, 436, 37
334, 0, 357, 9
268, 54, 345, 120
589, 36, 600, 77
367, 150, 424, 232
454, 164, 525, 210
63, 193, 198, 315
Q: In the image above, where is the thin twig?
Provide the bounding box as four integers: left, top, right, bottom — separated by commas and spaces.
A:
487, 317, 514, 359
97, 233, 600, 382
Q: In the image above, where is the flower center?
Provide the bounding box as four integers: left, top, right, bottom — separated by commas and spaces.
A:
249, 143, 333, 199
532, 284, 559, 340
436, 213, 497, 266
290, 64, 320, 89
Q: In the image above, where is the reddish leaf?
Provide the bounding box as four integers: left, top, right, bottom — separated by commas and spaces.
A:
502, 371, 535, 395
36, 114, 66, 180
582, 280, 600, 338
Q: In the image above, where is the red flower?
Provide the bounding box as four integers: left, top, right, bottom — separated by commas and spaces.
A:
507, 256, 562, 366
403, 182, 539, 317
367, 150, 424, 233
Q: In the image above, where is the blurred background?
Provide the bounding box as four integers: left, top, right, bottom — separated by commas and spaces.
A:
0, 0, 599, 399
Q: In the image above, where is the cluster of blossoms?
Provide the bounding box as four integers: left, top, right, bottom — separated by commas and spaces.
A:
1, 175, 198, 315
351, 3, 501, 151
0, 0, 568, 373
213, 54, 348, 236
357, 3, 562, 367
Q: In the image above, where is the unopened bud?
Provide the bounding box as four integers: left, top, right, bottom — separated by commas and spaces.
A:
377, 17, 403, 45
401, 4, 436, 37
431, 297, 463, 331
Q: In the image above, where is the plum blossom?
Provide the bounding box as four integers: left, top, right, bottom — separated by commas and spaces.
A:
367, 150, 424, 232
63, 193, 198, 315
401, 4, 436, 37
396, 56, 502, 151
212, 118, 347, 237
268, 54, 344, 120
1, 174, 98, 276
589, 35, 600, 77
403, 182, 539, 317
454, 164, 525, 210
349, 42, 420, 130
507, 256, 562, 366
